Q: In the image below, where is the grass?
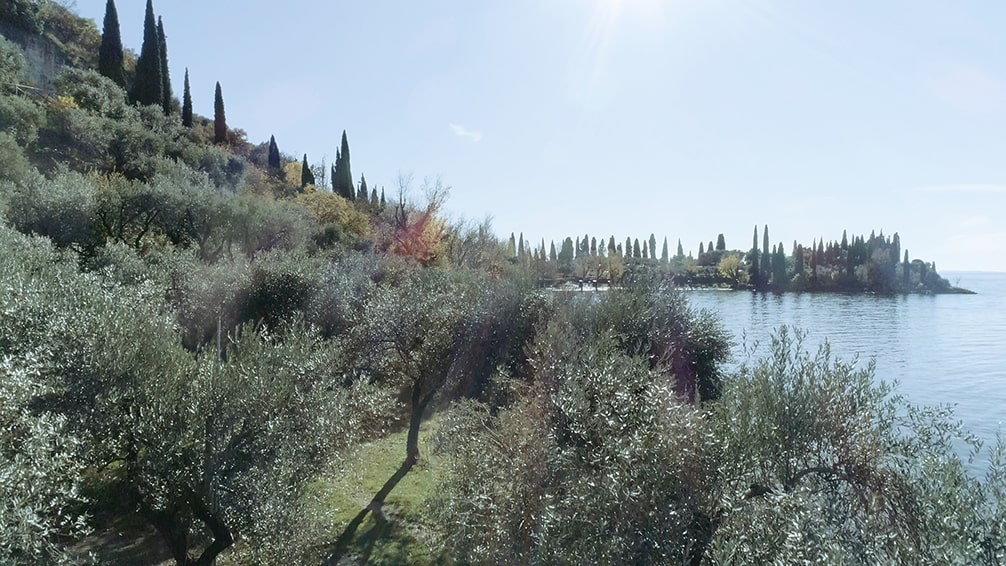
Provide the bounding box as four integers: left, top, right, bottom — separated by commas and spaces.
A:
308, 415, 450, 565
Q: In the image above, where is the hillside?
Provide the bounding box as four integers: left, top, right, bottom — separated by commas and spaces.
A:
0, 2, 998, 565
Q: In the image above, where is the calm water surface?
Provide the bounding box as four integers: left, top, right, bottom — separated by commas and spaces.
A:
684, 272, 1006, 456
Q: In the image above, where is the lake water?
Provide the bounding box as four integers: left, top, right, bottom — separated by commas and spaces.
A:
684, 272, 1006, 465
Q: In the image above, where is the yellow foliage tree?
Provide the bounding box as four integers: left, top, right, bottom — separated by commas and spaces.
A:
718, 253, 749, 287
294, 191, 370, 238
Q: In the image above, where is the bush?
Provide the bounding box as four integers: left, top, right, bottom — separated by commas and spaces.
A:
708, 327, 1006, 564
0, 92, 44, 144
432, 338, 717, 564
4, 169, 103, 254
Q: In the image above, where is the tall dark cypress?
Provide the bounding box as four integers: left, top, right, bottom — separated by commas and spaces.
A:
380, 187, 386, 207
267, 135, 281, 170
339, 131, 353, 200
810, 238, 819, 288
333, 149, 348, 199
357, 175, 368, 201
131, 0, 163, 107
760, 225, 771, 286
301, 154, 315, 188
749, 226, 761, 289
903, 250, 911, 287
213, 82, 227, 144
98, 0, 125, 87
772, 243, 787, 289
794, 244, 805, 278
181, 68, 193, 127
157, 16, 172, 115
370, 188, 379, 207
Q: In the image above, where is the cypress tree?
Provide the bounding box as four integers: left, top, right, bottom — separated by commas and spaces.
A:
642, 242, 648, 259
338, 131, 353, 200
903, 250, 911, 287
549, 241, 557, 262
300, 154, 315, 188
649, 234, 657, 259
760, 225, 771, 286
370, 188, 379, 207
213, 82, 227, 144
267, 135, 281, 170
608, 236, 617, 256
98, 0, 125, 87
358, 175, 368, 202
794, 244, 804, 278
157, 16, 172, 115
810, 238, 818, 288
508, 233, 516, 257
181, 68, 193, 127
558, 238, 574, 273
625, 237, 632, 258
380, 187, 386, 207
518, 233, 525, 258
698, 242, 704, 256
661, 237, 669, 263
749, 226, 760, 288
676, 239, 684, 259
132, 0, 163, 107
772, 243, 787, 289
633, 239, 641, 259
716, 233, 726, 251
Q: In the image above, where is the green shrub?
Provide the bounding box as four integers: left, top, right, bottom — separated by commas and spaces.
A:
4, 169, 103, 254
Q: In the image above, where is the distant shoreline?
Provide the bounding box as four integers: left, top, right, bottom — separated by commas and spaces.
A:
546, 280, 976, 295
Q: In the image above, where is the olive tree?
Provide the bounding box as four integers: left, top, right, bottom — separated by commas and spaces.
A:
431, 336, 719, 564
708, 327, 1006, 564
327, 266, 482, 562
0, 222, 390, 564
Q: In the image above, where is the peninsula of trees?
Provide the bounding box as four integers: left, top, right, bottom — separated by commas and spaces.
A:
0, 2, 994, 564
509, 227, 968, 294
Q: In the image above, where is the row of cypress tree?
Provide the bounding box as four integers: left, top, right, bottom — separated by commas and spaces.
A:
97, 1, 378, 204
98, 0, 227, 142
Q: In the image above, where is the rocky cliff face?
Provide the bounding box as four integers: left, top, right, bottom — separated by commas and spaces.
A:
0, 21, 67, 93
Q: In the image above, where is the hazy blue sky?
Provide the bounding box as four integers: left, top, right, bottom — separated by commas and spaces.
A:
73, 0, 1006, 271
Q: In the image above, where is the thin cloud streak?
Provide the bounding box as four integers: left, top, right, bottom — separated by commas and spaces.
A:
449, 123, 482, 142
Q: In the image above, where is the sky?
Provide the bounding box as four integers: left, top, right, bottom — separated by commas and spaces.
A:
71, 0, 1006, 271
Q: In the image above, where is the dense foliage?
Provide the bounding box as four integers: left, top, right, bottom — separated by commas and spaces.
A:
0, 6, 998, 564
508, 227, 961, 294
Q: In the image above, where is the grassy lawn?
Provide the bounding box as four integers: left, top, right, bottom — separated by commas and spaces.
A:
308, 416, 450, 565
